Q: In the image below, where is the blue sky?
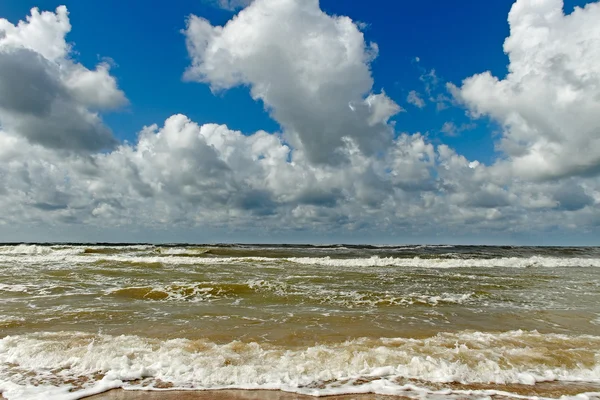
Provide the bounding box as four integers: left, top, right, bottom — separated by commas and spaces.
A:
2, 0, 521, 161
0, 0, 599, 244
0, 0, 588, 159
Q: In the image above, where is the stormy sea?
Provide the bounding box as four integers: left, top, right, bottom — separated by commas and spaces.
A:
1, 244, 599, 399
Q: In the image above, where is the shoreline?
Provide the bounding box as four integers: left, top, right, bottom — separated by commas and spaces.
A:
77, 382, 600, 400
2, 391, 405, 400
3, 381, 600, 400
83, 391, 405, 400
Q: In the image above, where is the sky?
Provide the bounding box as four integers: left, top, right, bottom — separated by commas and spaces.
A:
0, 0, 598, 244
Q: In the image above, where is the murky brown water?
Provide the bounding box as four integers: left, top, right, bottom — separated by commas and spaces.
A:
1, 244, 600, 399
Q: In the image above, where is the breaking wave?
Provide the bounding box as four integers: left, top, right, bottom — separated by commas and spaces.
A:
1, 330, 599, 399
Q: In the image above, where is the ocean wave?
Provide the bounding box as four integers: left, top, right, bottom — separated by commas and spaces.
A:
154, 247, 211, 256
105, 282, 252, 302
1, 243, 600, 270
99, 279, 475, 308
0, 284, 31, 293
0, 244, 153, 257
2, 251, 600, 269
1, 330, 599, 400
0, 245, 83, 256
246, 279, 476, 308
284, 256, 600, 268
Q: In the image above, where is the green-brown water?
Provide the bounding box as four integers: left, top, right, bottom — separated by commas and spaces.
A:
1, 244, 600, 399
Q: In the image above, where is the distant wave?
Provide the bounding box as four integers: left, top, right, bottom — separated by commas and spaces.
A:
2, 248, 600, 269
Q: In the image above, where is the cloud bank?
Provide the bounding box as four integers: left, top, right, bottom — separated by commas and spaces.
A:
0, 0, 599, 243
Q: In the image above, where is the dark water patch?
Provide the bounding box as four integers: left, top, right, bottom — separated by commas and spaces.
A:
203, 247, 320, 258
0, 318, 26, 329
107, 282, 256, 302
203, 245, 600, 261
110, 286, 170, 300
43, 269, 78, 278
91, 259, 165, 269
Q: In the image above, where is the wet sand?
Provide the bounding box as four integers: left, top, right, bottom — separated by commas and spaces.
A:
81, 381, 600, 400
3, 382, 600, 400
83, 391, 403, 400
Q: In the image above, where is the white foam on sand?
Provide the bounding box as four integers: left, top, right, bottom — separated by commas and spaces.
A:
1, 330, 600, 400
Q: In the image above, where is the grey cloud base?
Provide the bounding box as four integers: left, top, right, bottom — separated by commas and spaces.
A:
0, 48, 116, 151
1, 115, 598, 243
0, 6, 126, 152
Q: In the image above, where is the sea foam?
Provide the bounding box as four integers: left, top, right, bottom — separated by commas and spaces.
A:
2, 248, 600, 269
1, 330, 599, 400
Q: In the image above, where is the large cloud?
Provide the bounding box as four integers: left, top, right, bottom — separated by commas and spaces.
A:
184, 0, 401, 165
452, 0, 600, 180
0, 2, 598, 242
2, 112, 597, 240
0, 7, 127, 152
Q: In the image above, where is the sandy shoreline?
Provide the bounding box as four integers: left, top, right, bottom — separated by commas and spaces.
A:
2, 382, 600, 400
0, 389, 406, 400
78, 382, 600, 400
83, 390, 404, 399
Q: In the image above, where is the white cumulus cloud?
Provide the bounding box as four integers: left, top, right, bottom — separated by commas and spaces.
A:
183, 0, 401, 165
452, 0, 600, 180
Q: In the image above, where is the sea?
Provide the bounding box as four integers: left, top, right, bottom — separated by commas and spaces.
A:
1, 243, 600, 400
